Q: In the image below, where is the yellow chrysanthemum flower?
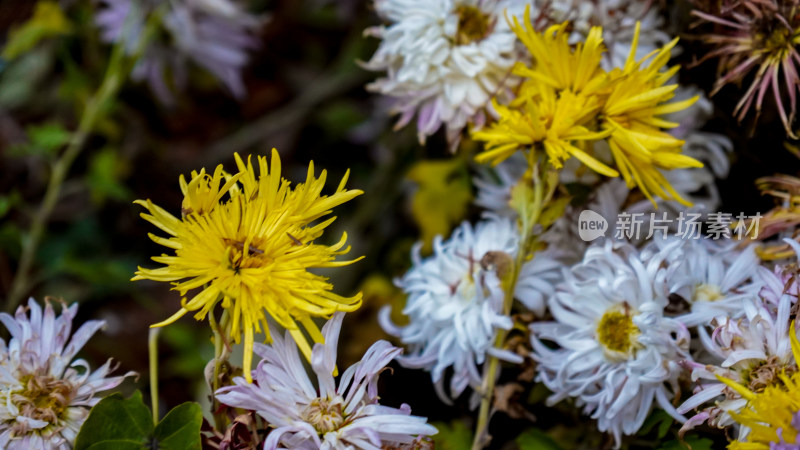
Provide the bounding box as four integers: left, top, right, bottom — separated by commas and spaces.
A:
719, 321, 800, 449
601, 23, 703, 205
472, 13, 704, 206
133, 149, 364, 381
509, 8, 607, 96
473, 86, 614, 176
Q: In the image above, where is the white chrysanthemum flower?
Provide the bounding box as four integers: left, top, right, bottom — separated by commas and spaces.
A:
215, 312, 437, 450
94, 0, 262, 104
0, 299, 135, 449
380, 216, 563, 401
677, 292, 796, 438
531, 240, 690, 447
646, 237, 762, 326
363, 0, 527, 146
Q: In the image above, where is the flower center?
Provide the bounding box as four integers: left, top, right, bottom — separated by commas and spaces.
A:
693, 283, 724, 302
9, 372, 74, 436
761, 26, 794, 57
302, 398, 345, 435
597, 309, 640, 355
455, 5, 491, 45
745, 356, 797, 393
224, 238, 272, 270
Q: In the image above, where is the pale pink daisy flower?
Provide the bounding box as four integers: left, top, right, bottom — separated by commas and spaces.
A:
215, 312, 437, 449
0, 299, 135, 449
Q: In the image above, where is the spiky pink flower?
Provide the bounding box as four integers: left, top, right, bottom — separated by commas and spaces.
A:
691, 0, 800, 136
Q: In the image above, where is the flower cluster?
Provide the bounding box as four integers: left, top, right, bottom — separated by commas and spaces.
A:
676, 240, 800, 441
12, 0, 800, 448
527, 234, 800, 447
472, 13, 702, 206
131, 150, 439, 449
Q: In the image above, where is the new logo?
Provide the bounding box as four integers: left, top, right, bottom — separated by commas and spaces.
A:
578, 210, 608, 241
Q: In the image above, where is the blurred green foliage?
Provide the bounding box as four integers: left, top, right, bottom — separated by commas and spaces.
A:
2, 1, 72, 60
517, 428, 562, 450
432, 420, 473, 450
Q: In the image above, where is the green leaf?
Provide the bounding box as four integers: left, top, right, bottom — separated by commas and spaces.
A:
0, 223, 23, 259
638, 410, 674, 439
516, 428, 563, 450
657, 436, 714, 450
9, 122, 71, 158
75, 391, 203, 450
86, 148, 132, 203
431, 420, 472, 450
153, 402, 202, 450
74, 392, 153, 450
509, 173, 536, 232
2, 1, 72, 60
0, 191, 21, 219
315, 100, 367, 138
539, 196, 571, 229
0, 45, 54, 109
29, 122, 70, 152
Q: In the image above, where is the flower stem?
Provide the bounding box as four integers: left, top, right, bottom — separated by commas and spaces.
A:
4, 9, 161, 312
471, 156, 552, 449
148, 327, 161, 424
5, 70, 121, 312
210, 308, 231, 431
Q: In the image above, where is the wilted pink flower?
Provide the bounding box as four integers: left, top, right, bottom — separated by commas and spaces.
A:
692, 0, 800, 136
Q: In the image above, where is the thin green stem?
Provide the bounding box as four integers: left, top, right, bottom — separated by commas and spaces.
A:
210, 309, 230, 431
4, 9, 161, 312
471, 157, 549, 450
6, 75, 119, 311
148, 327, 161, 424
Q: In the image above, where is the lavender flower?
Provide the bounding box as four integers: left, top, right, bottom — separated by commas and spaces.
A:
0, 298, 135, 449
215, 312, 437, 449
94, 0, 262, 104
